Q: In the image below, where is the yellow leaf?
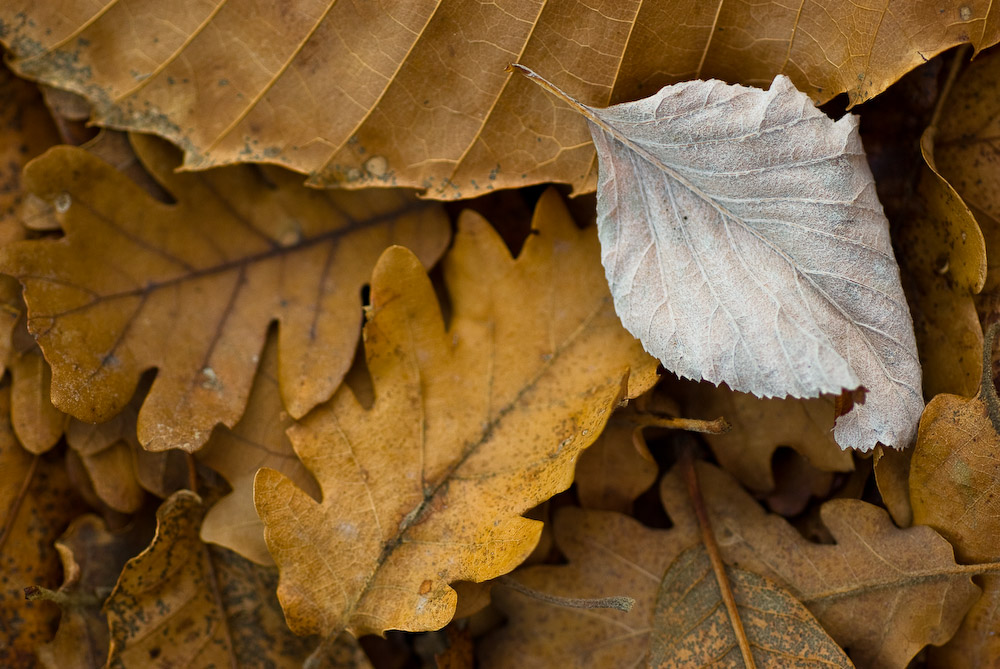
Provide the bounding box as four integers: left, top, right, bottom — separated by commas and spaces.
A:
0, 135, 450, 452
254, 189, 658, 637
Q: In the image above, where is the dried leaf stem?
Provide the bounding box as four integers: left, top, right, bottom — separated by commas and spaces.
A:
679, 442, 757, 669
0, 454, 38, 554
497, 575, 635, 612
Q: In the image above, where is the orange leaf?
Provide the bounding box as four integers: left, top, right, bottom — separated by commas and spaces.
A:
254, 190, 658, 637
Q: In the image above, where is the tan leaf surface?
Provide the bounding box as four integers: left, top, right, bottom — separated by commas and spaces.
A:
485, 462, 979, 669
0, 385, 83, 668
31, 514, 150, 669
910, 331, 1000, 666
254, 189, 658, 637
671, 378, 851, 492
0, 134, 450, 452
0, 64, 59, 375
935, 47, 1000, 294
103, 490, 322, 668
573, 391, 667, 513
198, 330, 320, 566
1, 2, 995, 197
11, 345, 68, 454
651, 545, 852, 668
516, 67, 923, 450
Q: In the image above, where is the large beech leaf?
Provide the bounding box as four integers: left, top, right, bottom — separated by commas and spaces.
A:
483, 462, 980, 669
517, 67, 923, 450
0, 2, 995, 197
0, 135, 449, 452
254, 190, 658, 637
652, 545, 851, 668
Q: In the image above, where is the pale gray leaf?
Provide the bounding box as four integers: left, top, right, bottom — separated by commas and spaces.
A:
515, 67, 922, 451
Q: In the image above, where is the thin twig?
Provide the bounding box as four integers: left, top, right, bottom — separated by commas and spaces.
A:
679, 444, 757, 669
498, 575, 634, 612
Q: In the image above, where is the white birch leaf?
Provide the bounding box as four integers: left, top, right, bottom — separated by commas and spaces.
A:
513, 65, 922, 451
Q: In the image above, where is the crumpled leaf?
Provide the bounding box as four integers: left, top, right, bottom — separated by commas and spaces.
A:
515, 66, 923, 451
910, 328, 1000, 667
30, 514, 151, 669
103, 490, 322, 668
484, 462, 979, 669
1, 3, 995, 197
652, 545, 852, 668
254, 189, 658, 637
670, 378, 852, 493
0, 134, 450, 452
197, 330, 320, 566
0, 385, 82, 668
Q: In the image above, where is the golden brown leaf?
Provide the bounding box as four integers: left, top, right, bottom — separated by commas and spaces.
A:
10, 345, 68, 454
573, 392, 667, 513
103, 490, 323, 668
651, 545, 852, 668
671, 378, 851, 493
0, 64, 59, 375
30, 514, 150, 669
486, 462, 979, 669
0, 385, 83, 668
255, 189, 658, 637
0, 134, 450, 452
910, 328, 1000, 666
197, 330, 319, 566
1, 2, 995, 196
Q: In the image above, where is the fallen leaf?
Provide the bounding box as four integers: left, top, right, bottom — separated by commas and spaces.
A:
76, 442, 147, 514
103, 490, 323, 668
873, 445, 913, 527
0, 385, 83, 668
30, 514, 151, 669
670, 378, 851, 492
935, 47, 1000, 295
254, 189, 658, 637
197, 330, 320, 566
485, 462, 980, 669
0, 3, 994, 196
910, 325, 1000, 666
514, 66, 923, 451
573, 391, 666, 513
10, 345, 68, 454
0, 134, 450, 452
0, 64, 59, 376
884, 49, 986, 400
763, 449, 837, 517
652, 544, 852, 668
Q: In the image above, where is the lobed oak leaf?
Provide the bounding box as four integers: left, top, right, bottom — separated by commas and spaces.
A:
515, 65, 923, 451
670, 378, 852, 493
485, 462, 980, 669
910, 327, 1000, 666
651, 545, 852, 668
103, 490, 333, 668
1, 2, 996, 196
0, 134, 450, 452
197, 330, 320, 566
254, 189, 658, 637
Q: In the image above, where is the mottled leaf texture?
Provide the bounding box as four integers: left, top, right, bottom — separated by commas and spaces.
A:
254, 190, 659, 638
910, 332, 1000, 668
484, 463, 979, 669
0, 135, 449, 452
651, 545, 852, 668
0, 386, 81, 669
103, 490, 319, 668
0, 2, 996, 197
33, 515, 150, 669
517, 66, 923, 450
